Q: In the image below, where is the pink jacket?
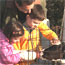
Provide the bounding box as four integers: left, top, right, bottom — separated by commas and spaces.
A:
0, 29, 21, 65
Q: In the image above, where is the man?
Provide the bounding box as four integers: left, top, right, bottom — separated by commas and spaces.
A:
1, 0, 38, 29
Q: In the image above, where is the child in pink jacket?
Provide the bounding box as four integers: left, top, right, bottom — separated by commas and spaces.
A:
0, 29, 21, 65
0, 21, 38, 65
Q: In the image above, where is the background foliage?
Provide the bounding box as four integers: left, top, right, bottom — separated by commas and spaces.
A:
46, 0, 64, 27
46, 0, 64, 37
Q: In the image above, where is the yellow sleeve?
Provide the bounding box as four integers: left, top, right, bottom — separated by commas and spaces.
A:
38, 22, 58, 40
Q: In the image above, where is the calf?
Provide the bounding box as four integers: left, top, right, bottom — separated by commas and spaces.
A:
41, 43, 65, 60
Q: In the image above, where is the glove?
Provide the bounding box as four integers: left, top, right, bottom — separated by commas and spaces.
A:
19, 50, 37, 61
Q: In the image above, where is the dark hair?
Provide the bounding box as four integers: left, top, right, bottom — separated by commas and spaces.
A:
15, 0, 35, 6
29, 4, 45, 21
3, 20, 24, 40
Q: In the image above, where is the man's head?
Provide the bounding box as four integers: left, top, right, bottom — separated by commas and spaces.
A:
26, 4, 45, 28
15, 0, 36, 13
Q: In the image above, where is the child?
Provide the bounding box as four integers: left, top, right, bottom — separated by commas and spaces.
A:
23, 4, 61, 50
0, 20, 38, 65
0, 21, 24, 65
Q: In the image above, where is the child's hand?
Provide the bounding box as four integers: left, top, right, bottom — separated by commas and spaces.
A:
13, 50, 37, 61
50, 38, 61, 45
